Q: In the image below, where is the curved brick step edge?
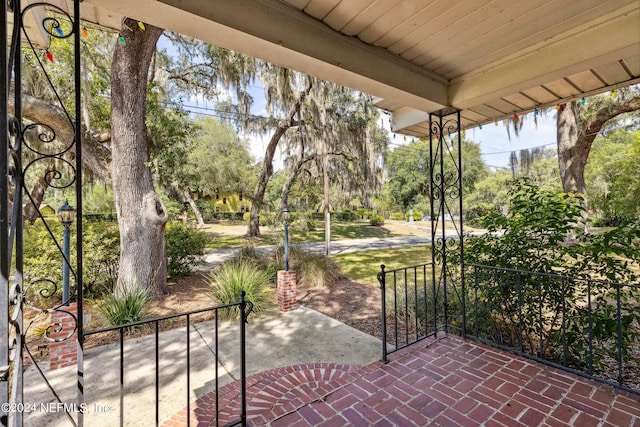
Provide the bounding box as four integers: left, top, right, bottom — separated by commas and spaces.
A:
162, 362, 380, 426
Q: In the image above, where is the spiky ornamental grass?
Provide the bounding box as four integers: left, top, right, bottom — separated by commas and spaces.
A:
209, 261, 271, 319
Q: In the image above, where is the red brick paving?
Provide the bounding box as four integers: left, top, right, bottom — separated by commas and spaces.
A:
162, 336, 640, 426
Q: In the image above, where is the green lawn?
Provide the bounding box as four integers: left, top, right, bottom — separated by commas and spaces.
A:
204, 220, 400, 249
334, 245, 432, 286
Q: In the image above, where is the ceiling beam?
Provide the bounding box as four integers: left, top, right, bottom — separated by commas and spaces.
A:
87, 0, 448, 113
449, 5, 640, 109
389, 107, 429, 134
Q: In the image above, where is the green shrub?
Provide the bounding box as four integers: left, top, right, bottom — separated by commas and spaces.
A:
209, 261, 271, 318
97, 287, 151, 330
242, 212, 251, 222
166, 223, 210, 279
83, 222, 120, 298
391, 212, 404, 221
465, 180, 640, 372
195, 199, 216, 221
369, 214, 385, 226
23, 219, 121, 302
357, 209, 370, 219
334, 210, 357, 221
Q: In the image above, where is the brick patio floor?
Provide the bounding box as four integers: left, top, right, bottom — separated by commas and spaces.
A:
163, 335, 640, 426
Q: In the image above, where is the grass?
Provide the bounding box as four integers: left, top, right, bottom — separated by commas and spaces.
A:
288, 221, 398, 243
203, 221, 399, 249
334, 245, 433, 286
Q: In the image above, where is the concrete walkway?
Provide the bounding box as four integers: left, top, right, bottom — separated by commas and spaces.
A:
23, 306, 381, 426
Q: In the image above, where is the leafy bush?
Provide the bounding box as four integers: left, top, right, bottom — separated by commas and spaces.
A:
83, 222, 120, 298
404, 211, 423, 221
23, 219, 120, 302
391, 212, 404, 220
334, 210, 357, 221
465, 180, 640, 372
166, 222, 210, 279
357, 209, 370, 219
97, 287, 151, 330
369, 214, 385, 226
195, 199, 216, 221
209, 261, 271, 318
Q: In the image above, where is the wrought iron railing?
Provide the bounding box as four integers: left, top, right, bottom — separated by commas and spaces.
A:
378, 263, 438, 362
82, 293, 252, 427
462, 264, 639, 394
379, 262, 640, 394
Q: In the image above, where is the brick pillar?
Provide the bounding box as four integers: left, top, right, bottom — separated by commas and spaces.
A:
49, 302, 78, 370
277, 270, 297, 312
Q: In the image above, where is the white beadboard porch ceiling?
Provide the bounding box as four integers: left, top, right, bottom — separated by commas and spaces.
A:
25, 0, 640, 136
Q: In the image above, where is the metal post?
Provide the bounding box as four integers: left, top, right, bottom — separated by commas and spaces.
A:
62, 224, 70, 305
378, 265, 388, 363
284, 216, 289, 272
239, 291, 247, 426
0, 0, 9, 420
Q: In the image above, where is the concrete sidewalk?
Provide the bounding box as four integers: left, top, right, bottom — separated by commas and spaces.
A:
23, 306, 381, 426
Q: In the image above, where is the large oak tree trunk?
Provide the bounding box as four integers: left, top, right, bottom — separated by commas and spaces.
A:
557, 102, 586, 195
557, 96, 640, 196
111, 20, 167, 298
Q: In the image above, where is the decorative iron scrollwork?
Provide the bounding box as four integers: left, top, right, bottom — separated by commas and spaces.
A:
429, 111, 464, 334
3, 1, 83, 425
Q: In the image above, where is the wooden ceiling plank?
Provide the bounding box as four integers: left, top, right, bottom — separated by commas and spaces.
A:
565, 71, 607, 93
404, 0, 523, 63
303, 0, 341, 20
621, 57, 640, 77
324, 0, 375, 31
435, 0, 636, 77
340, 0, 397, 36
484, 98, 517, 114
543, 79, 580, 99
414, 0, 538, 71
387, 0, 484, 56
501, 93, 535, 110
285, 0, 312, 10
450, 7, 639, 109
365, 0, 453, 47
357, 0, 441, 44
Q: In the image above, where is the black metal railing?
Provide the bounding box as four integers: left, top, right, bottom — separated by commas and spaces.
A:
82, 292, 252, 427
378, 263, 439, 362
461, 264, 639, 394
380, 260, 640, 394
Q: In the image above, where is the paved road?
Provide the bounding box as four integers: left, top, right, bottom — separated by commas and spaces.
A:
200, 232, 466, 269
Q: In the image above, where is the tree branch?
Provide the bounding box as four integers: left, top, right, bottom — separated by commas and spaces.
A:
12, 93, 112, 183
580, 95, 640, 148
